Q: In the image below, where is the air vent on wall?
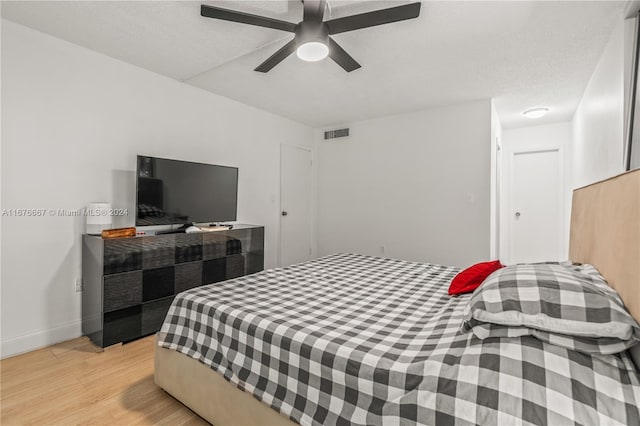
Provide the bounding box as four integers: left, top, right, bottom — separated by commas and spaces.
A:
324, 128, 350, 140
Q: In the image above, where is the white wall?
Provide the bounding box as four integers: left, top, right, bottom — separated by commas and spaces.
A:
499, 122, 572, 263
0, 20, 314, 357
571, 18, 626, 188
316, 100, 492, 268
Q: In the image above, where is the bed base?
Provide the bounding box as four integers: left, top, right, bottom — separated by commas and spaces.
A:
154, 342, 295, 426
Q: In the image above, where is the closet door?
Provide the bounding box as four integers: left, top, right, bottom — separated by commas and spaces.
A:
508, 148, 563, 264
280, 144, 313, 267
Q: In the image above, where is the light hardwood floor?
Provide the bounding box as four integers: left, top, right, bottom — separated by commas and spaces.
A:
0, 335, 208, 425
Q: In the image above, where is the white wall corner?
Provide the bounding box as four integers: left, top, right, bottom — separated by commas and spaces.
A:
490, 100, 502, 260
571, 15, 626, 189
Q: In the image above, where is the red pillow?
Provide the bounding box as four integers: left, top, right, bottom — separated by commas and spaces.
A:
448, 260, 504, 296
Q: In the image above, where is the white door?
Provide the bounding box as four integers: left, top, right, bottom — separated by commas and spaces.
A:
280, 145, 312, 267
508, 149, 563, 264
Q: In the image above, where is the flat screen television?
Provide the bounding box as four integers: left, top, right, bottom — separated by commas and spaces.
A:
136, 155, 238, 226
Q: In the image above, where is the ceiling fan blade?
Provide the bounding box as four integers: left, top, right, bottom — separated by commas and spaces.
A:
201, 4, 296, 33
325, 2, 421, 35
303, 0, 326, 22
254, 39, 297, 73
328, 38, 361, 72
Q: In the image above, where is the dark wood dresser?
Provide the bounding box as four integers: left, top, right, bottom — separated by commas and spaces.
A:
82, 224, 264, 347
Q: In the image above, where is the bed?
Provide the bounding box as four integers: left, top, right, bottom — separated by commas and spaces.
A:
155, 169, 640, 426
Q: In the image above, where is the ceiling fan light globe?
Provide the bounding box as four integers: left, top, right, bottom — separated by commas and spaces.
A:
296, 42, 329, 62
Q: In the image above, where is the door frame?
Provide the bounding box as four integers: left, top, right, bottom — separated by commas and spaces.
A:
279, 143, 315, 267
501, 144, 566, 265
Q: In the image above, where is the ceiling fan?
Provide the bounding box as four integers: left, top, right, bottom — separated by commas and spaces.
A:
200, 1, 421, 73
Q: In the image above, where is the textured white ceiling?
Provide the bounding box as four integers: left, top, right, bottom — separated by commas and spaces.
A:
1, 1, 625, 128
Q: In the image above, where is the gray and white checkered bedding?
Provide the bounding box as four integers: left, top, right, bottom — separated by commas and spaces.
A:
462, 262, 640, 355
158, 253, 640, 426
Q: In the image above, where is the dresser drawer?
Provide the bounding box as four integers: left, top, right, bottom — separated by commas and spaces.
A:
103, 271, 142, 313
103, 238, 142, 275
142, 266, 175, 302
175, 261, 203, 293
226, 254, 245, 279
141, 297, 174, 336
103, 306, 142, 346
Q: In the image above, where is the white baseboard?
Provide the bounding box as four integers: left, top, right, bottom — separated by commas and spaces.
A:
0, 320, 82, 359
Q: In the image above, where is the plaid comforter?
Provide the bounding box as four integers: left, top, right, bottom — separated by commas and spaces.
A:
158, 253, 640, 426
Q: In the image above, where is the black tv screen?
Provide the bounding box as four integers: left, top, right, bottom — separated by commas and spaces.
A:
136, 156, 238, 226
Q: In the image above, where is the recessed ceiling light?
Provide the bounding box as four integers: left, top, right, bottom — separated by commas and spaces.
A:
296, 42, 329, 62
523, 107, 549, 119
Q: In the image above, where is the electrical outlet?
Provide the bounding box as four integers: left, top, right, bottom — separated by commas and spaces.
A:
75, 278, 83, 293
380, 246, 385, 254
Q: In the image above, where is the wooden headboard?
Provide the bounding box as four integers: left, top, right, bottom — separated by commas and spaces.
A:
569, 169, 640, 323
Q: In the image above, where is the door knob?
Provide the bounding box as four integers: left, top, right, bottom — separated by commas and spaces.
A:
281, 211, 288, 216
515, 212, 521, 217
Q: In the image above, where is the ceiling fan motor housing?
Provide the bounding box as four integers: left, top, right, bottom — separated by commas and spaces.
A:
295, 21, 329, 48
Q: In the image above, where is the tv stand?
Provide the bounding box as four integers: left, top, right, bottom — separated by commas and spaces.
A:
82, 224, 264, 347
